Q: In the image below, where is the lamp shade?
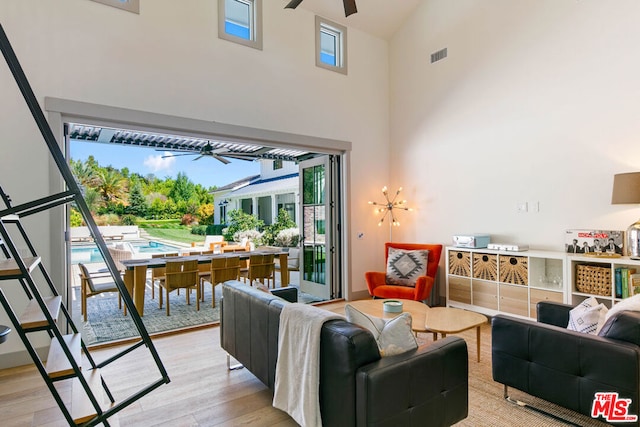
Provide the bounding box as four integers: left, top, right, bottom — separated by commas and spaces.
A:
612, 172, 640, 204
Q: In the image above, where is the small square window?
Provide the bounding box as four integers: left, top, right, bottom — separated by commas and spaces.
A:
315, 16, 347, 75
218, 0, 262, 50
273, 159, 283, 170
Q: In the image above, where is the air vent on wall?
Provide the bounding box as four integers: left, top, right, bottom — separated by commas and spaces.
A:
430, 48, 448, 64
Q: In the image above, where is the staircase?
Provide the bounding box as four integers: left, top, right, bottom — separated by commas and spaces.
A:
0, 22, 169, 426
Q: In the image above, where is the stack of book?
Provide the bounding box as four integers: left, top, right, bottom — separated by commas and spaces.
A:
615, 267, 640, 298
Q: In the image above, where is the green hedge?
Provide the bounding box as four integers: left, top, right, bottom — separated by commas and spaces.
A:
137, 219, 182, 229
206, 224, 226, 235
190, 224, 227, 235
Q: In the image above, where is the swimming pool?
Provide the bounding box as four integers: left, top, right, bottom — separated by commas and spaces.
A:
71, 241, 181, 264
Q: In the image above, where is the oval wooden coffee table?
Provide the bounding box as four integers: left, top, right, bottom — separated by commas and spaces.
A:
424, 307, 487, 362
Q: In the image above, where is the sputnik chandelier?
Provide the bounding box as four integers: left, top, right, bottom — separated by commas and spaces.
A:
368, 186, 413, 241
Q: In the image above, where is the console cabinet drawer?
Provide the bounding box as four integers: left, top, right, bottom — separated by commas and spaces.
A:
499, 255, 528, 285
499, 284, 529, 317
448, 276, 471, 304
473, 253, 497, 281
473, 280, 498, 310
448, 251, 471, 277
529, 288, 563, 319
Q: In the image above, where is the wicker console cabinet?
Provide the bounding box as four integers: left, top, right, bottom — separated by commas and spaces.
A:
445, 247, 566, 319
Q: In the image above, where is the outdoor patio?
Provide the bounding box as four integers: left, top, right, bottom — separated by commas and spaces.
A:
70, 251, 303, 345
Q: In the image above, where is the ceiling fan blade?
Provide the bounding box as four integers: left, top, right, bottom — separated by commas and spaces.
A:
162, 153, 196, 158
214, 155, 231, 165
343, 0, 357, 17
285, 0, 304, 9
192, 155, 204, 161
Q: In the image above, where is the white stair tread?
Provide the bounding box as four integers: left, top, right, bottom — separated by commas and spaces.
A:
46, 333, 81, 379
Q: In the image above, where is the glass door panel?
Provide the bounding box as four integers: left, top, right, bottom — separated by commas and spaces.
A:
299, 157, 330, 301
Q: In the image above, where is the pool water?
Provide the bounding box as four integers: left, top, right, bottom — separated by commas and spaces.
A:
71, 241, 181, 264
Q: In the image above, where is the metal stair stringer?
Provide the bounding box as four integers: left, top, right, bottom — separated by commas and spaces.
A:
0, 21, 170, 427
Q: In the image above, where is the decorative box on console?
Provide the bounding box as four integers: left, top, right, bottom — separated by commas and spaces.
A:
452, 234, 490, 249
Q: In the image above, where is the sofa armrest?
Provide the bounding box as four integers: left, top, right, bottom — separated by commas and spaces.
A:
271, 286, 298, 303
355, 337, 468, 427
536, 301, 572, 327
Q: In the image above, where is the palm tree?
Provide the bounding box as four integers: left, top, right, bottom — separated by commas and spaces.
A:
70, 159, 98, 187
95, 169, 125, 203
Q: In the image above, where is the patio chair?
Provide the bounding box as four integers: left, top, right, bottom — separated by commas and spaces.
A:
199, 256, 240, 307
240, 253, 275, 288
190, 235, 227, 253
158, 259, 200, 316
78, 263, 121, 322
107, 246, 132, 273
275, 247, 300, 282
150, 252, 179, 299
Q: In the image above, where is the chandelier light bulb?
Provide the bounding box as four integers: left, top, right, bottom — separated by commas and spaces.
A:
369, 186, 413, 241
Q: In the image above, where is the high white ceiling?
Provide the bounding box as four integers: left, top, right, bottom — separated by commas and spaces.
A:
286, 0, 422, 40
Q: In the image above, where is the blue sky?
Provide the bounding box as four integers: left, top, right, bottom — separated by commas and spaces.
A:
70, 141, 260, 189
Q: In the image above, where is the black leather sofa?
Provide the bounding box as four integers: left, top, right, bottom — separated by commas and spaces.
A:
220, 280, 469, 427
492, 301, 640, 426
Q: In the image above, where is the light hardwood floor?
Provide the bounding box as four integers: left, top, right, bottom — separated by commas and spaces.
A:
0, 325, 298, 427
0, 320, 601, 427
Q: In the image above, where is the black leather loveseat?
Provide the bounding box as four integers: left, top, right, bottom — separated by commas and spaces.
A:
220, 280, 469, 427
492, 301, 640, 426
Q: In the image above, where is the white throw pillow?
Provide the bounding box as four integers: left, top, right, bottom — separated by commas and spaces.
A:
345, 304, 418, 357
606, 294, 640, 320
567, 296, 608, 335
385, 248, 429, 287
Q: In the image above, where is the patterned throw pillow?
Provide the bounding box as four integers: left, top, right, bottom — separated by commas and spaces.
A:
385, 248, 429, 287
567, 296, 608, 335
345, 304, 418, 357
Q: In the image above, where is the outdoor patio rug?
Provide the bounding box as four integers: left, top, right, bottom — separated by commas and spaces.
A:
82, 284, 222, 345
82, 282, 325, 345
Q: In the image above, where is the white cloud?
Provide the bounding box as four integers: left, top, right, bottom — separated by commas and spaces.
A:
143, 152, 176, 173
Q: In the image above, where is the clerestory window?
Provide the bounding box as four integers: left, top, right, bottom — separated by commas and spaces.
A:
315, 16, 347, 75
218, 0, 262, 50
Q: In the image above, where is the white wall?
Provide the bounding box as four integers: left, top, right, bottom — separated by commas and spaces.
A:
390, 0, 640, 288
259, 159, 298, 180
0, 0, 389, 365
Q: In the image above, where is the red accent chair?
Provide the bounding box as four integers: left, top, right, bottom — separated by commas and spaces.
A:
365, 242, 443, 301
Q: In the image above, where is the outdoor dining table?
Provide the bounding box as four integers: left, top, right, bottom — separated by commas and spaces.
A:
120, 250, 289, 316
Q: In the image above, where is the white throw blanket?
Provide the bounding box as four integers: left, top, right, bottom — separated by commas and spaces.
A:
273, 303, 343, 427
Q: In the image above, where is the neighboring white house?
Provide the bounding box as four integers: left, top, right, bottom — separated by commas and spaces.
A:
213, 159, 299, 226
